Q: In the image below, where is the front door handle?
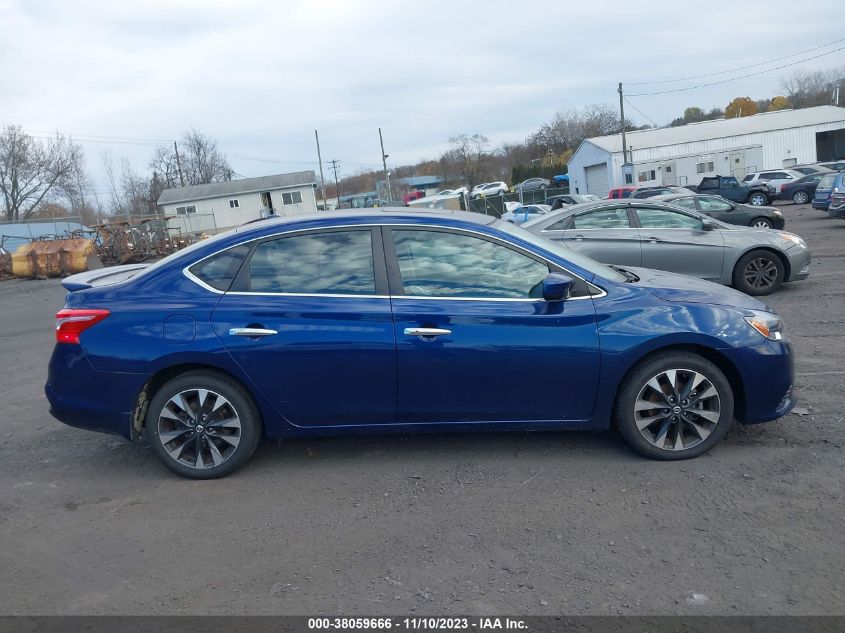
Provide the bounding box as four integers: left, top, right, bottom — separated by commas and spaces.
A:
572, 234, 586, 241
229, 327, 278, 337
404, 327, 452, 339
646, 236, 663, 243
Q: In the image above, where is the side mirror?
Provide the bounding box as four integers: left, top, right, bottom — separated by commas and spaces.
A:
701, 219, 716, 231
542, 272, 573, 301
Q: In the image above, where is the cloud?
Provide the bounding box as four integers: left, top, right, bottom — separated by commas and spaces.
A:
1, 0, 842, 189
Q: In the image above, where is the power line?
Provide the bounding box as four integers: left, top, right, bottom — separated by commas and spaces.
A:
627, 37, 845, 86
624, 97, 660, 127
627, 45, 845, 97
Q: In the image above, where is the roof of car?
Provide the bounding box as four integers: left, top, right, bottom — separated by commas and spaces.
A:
233, 207, 496, 234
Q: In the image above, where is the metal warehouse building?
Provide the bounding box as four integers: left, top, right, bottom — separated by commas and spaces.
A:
157, 171, 318, 232
567, 105, 845, 198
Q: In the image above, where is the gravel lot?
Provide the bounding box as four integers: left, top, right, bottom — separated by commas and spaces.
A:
0, 203, 843, 616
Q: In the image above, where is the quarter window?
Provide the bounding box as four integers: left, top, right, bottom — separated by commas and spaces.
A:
636, 208, 703, 229
392, 230, 549, 299
247, 231, 375, 295
188, 244, 250, 291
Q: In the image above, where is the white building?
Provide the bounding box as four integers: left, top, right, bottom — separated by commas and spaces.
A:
157, 171, 318, 233
567, 106, 845, 197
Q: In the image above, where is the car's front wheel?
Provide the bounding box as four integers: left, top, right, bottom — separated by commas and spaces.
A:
750, 217, 773, 229
614, 352, 734, 460
748, 192, 768, 206
792, 190, 809, 205
732, 249, 785, 295
146, 371, 262, 479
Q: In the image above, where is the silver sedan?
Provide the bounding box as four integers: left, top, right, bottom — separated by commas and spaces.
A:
521, 200, 811, 295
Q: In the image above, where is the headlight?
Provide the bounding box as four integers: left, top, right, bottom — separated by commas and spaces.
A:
744, 311, 785, 341
773, 210, 783, 217
780, 233, 806, 248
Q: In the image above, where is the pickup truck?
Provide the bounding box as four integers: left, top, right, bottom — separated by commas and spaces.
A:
687, 175, 774, 206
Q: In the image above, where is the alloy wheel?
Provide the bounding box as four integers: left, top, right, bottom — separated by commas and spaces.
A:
752, 218, 772, 228
793, 191, 809, 205
633, 368, 721, 451
749, 194, 766, 206
744, 257, 779, 290
157, 388, 242, 469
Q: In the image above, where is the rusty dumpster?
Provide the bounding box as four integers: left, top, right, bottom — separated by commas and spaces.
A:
11, 238, 101, 278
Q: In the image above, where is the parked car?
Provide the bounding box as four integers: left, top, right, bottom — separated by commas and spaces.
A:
812, 172, 838, 211
522, 200, 810, 295
825, 172, 845, 219
471, 181, 508, 199
515, 178, 550, 193
791, 164, 833, 176
779, 172, 830, 205
500, 204, 551, 224
818, 161, 845, 171
741, 169, 804, 192
547, 194, 601, 210
434, 187, 469, 197
629, 186, 691, 199
47, 209, 796, 477
403, 190, 425, 205
608, 187, 637, 199
651, 194, 785, 229
688, 176, 774, 206
551, 174, 569, 187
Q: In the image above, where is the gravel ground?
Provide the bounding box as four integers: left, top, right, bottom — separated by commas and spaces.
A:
0, 203, 843, 616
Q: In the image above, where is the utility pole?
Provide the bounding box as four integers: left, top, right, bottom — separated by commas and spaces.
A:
379, 128, 392, 203
327, 159, 341, 204
315, 130, 328, 210
173, 141, 185, 187
618, 82, 628, 165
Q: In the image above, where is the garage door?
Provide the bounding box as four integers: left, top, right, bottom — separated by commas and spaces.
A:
585, 163, 609, 198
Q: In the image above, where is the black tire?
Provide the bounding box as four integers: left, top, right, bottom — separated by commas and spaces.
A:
732, 249, 785, 296
613, 351, 734, 460
747, 192, 768, 206
145, 371, 262, 479
792, 190, 809, 205
749, 216, 773, 229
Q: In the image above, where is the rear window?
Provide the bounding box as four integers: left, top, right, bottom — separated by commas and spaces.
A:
188, 244, 250, 291
818, 174, 836, 189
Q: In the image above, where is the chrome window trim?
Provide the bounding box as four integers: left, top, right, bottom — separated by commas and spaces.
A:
182, 222, 607, 301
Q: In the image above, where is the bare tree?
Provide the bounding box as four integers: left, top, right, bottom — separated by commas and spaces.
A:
440, 134, 491, 189
781, 67, 845, 108
179, 129, 232, 185
0, 125, 85, 221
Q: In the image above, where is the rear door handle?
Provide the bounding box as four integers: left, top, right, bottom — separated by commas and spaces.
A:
646, 236, 663, 243
229, 327, 278, 337
404, 327, 452, 339
572, 234, 586, 241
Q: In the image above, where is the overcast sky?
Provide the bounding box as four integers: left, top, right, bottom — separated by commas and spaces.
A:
1, 0, 844, 192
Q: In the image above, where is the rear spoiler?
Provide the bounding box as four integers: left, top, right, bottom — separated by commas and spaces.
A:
61, 263, 151, 291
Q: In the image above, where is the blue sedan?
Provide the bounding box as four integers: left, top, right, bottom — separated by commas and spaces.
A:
46, 210, 795, 478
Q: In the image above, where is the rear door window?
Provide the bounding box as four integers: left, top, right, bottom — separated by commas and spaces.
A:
572, 208, 631, 229
245, 230, 376, 295
636, 207, 703, 229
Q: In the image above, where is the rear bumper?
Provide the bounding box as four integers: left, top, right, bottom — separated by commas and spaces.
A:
812, 199, 830, 210
828, 203, 845, 219
45, 344, 148, 440
722, 339, 795, 424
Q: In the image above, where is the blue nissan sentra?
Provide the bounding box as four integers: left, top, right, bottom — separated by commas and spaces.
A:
46, 209, 795, 478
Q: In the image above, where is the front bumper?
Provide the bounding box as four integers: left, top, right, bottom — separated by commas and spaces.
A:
721, 338, 795, 424
786, 247, 812, 282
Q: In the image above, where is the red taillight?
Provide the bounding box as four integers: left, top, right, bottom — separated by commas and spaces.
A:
55, 309, 110, 344
780, 184, 786, 191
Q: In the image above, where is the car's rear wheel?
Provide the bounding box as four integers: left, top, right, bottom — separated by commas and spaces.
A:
750, 217, 773, 229
732, 249, 785, 295
614, 352, 734, 460
146, 371, 261, 479
792, 191, 809, 205
748, 193, 768, 206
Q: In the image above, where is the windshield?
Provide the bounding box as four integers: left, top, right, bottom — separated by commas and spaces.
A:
494, 220, 626, 282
